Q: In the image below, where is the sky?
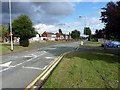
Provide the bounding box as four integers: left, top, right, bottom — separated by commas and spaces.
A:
2, 0, 118, 36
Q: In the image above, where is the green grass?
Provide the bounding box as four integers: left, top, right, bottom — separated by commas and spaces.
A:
82, 43, 101, 47
43, 53, 120, 88
87, 41, 104, 44
30, 41, 75, 45
0, 44, 36, 54
80, 41, 103, 47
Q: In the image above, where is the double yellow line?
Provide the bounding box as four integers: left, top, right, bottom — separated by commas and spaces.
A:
25, 52, 68, 89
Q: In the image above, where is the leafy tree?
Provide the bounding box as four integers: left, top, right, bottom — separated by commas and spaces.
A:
71, 30, 80, 39
84, 27, 91, 41
12, 15, 36, 47
0, 25, 9, 42
101, 1, 120, 40
95, 29, 104, 38
59, 29, 62, 34
84, 27, 91, 35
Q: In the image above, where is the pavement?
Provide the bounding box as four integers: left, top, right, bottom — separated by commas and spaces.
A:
0, 41, 80, 89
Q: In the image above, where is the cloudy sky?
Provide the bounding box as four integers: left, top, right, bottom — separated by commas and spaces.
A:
2, 0, 117, 36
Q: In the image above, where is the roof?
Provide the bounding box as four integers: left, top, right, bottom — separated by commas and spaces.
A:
44, 32, 54, 35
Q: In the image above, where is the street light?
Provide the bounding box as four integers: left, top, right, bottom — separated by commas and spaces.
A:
79, 16, 87, 27
79, 16, 88, 42
9, 0, 13, 51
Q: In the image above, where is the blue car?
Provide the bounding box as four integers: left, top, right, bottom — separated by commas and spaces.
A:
101, 41, 120, 48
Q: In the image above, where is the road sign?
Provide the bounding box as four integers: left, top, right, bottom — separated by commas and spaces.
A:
9, 32, 13, 36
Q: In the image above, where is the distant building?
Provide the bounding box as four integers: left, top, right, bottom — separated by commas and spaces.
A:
41, 32, 56, 41
29, 34, 41, 42
29, 31, 72, 42
56, 33, 64, 40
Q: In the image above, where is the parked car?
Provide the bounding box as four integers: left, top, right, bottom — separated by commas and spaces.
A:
101, 41, 120, 48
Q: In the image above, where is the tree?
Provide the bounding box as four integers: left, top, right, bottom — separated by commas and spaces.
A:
12, 15, 36, 47
84, 27, 91, 35
71, 30, 80, 39
84, 27, 91, 41
59, 29, 62, 34
95, 29, 104, 38
0, 25, 9, 42
101, 1, 120, 40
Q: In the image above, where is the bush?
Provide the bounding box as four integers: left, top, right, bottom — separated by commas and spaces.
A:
20, 39, 29, 47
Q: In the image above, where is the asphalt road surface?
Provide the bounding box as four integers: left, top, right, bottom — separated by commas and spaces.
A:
0, 41, 80, 89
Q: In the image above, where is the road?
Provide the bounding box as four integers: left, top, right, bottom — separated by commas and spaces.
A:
0, 41, 80, 89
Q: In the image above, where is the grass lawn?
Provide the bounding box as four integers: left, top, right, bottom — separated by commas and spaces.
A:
30, 41, 76, 45
82, 43, 101, 47
0, 44, 36, 54
86, 41, 104, 44
81, 41, 104, 47
43, 53, 120, 88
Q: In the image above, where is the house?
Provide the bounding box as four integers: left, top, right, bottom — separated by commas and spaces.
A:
29, 34, 41, 42
14, 37, 20, 43
56, 33, 64, 40
41, 32, 56, 41
41, 32, 72, 41
29, 31, 72, 42
56, 33, 72, 40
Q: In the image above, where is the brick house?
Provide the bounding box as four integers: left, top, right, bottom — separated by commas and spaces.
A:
56, 33, 64, 40
41, 32, 56, 41
41, 32, 72, 41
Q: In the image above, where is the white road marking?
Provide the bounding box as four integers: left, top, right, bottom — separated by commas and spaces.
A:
45, 57, 54, 59
0, 65, 15, 68
22, 66, 43, 70
14, 53, 41, 67
0, 67, 11, 73
0, 52, 47, 73
43, 65, 48, 70
0, 61, 12, 67
24, 55, 33, 58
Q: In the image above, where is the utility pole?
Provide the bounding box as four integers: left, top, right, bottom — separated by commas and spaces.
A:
9, 0, 13, 51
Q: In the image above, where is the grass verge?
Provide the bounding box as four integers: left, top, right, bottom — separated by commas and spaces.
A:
81, 41, 103, 47
43, 53, 119, 88
82, 43, 101, 47
0, 44, 36, 54
30, 41, 75, 45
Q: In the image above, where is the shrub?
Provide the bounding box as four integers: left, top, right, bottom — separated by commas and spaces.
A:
20, 39, 29, 47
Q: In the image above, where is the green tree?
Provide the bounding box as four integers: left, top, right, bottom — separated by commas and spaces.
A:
12, 15, 36, 47
71, 30, 80, 39
101, 1, 120, 40
0, 25, 9, 42
84, 27, 91, 41
84, 27, 91, 35
59, 29, 63, 34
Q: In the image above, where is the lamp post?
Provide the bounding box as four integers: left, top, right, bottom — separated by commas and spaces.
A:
79, 16, 87, 42
79, 16, 87, 28
9, 0, 13, 51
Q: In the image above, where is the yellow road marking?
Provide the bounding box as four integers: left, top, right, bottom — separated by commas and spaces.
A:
41, 55, 63, 80
25, 51, 70, 89
25, 55, 61, 89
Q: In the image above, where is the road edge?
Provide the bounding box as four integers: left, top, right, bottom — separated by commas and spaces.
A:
25, 52, 70, 89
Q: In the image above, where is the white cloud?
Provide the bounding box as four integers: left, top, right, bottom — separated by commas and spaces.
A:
33, 22, 81, 35
34, 24, 59, 34
87, 17, 104, 34
33, 18, 104, 36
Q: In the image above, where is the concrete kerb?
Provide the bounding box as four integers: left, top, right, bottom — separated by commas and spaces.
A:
25, 52, 70, 90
